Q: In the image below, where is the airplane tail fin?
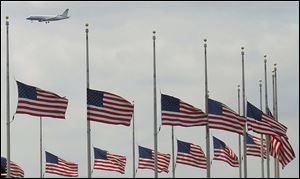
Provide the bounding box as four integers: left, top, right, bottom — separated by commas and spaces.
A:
61, 8, 69, 17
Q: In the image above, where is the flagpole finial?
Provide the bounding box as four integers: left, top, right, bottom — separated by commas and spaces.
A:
264, 55, 267, 63
153, 30, 156, 40
259, 79, 262, 87
241, 47, 244, 55
238, 84, 240, 91
204, 39, 207, 47
6, 16, 9, 25
85, 23, 89, 33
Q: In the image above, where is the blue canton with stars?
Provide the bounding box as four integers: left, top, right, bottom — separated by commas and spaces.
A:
17, 81, 37, 100
87, 89, 104, 107
161, 94, 180, 112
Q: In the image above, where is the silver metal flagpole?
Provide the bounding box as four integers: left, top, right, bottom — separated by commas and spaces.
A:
238, 85, 242, 178
40, 117, 43, 178
272, 69, 277, 178
172, 126, 175, 178
264, 55, 270, 178
274, 64, 280, 178
259, 80, 265, 178
204, 39, 210, 178
6, 16, 11, 178
85, 23, 92, 178
132, 101, 136, 178
241, 47, 247, 178
152, 30, 158, 178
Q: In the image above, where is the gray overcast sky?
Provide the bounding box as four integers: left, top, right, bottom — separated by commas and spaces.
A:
1, 1, 299, 178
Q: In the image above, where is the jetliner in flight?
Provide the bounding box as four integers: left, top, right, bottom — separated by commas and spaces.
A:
26, 9, 70, 23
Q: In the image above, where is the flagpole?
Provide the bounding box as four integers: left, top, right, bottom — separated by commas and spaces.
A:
85, 23, 92, 178
264, 55, 270, 178
241, 47, 247, 178
171, 126, 175, 178
152, 30, 158, 178
259, 80, 265, 178
274, 64, 280, 178
238, 85, 242, 178
40, 117, 43, 178
204, 38, 210, 178
6, 16, 11, 178
272, 68, 277, 178
132, 101, 136, 178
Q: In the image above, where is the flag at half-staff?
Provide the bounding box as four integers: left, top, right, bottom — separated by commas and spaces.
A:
87, 89, 134, 126
15, 81, 68, 119
213, 136, 239, 167
138, 146, 170, 173
93, 147, 126, 174
1, 157, 24, 178
45, 151, 78, 177
270, 135, 295, 168
269, 135, 282, 158
246, 101, 287, 136
176, 139, 207, 169
246, 133, 266, 158
161, 94, 207, 127
208, 98, 245, 134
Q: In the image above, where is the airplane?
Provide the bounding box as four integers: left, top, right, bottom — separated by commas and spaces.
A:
26, 9, 70, 23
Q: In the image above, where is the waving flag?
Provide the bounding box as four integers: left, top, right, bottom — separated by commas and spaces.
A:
270, 135, 282, 158
45, 152, 78, 177
271, 136, 296, 168
87, 89, 133, 126
213, 136, 239, 167
16, 81, 68, 119
93, 147, 126, 174
246, 133, 266, 158
208, 98, 245, 135
265, 107, 287, 136
1, 157, 24, 178
247, 101, 279, 136
176, 140, 207, 169
161, 94, 207, 127
138, 146, 170, 173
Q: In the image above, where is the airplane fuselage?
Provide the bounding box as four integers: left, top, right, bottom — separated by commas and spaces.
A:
26, 15, 69, 23
26, 9, 70, 23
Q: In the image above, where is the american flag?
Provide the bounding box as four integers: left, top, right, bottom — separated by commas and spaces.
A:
278, 136, 295, 168
270, 136, 295, 168
208, 98, 245, 135
270, 135, 282, 158
213, 136, 239, 167
45, 151, 78, 177
87, 89, 134, 126
93, 147, 126, 174
246, 133, 266, 158
1, 157, 24, 178
246, 101, 285, 136
265, 107, 287, 136
161, 94, 207, 127
176, 140, 207, 169
138, 146, 170, 173
15, 81, 68, 119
